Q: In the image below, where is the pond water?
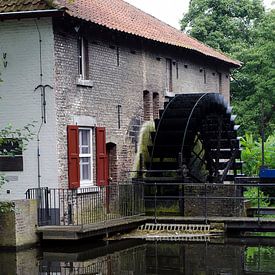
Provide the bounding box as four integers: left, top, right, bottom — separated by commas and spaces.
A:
1, 238, 275, 274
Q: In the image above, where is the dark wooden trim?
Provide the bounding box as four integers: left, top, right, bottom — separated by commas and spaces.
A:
0, 10, 64, 21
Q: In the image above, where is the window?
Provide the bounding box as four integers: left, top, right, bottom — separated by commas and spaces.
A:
143, 90, 151, 121
67, 126, 108, 189
153, 92, 159, 120
218, 72, 222, 93
78, 37, 88, 79
166, 58, 172, 92
0, 138, 23, 171
79, 128, 93, 187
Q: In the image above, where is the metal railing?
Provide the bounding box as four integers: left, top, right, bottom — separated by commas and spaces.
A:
26, 179, 275, 226
26, 183, 144, 226
143, 181, 275, 223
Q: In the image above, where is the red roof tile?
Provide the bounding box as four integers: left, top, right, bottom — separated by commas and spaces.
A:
58, 0, 240, 66
0, 0, 240, 67
0, 0, 52, 12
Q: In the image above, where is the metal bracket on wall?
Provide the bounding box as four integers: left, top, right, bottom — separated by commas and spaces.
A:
2, 52, 8, 68
34, 84, 53, 124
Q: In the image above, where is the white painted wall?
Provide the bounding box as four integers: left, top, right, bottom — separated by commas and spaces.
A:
0, 18, 58, 200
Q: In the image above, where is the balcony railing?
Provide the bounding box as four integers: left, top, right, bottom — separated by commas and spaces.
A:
26, 183, 144, 226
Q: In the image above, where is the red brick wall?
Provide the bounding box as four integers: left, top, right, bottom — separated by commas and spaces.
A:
53, 18, 231, 186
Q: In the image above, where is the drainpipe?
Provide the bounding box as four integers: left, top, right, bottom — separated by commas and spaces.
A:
34, 19, 43, 189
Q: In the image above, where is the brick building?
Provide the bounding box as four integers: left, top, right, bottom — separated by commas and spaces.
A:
0, 0, 240, 199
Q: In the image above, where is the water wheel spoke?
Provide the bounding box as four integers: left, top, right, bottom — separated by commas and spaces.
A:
146, 93, 241, 184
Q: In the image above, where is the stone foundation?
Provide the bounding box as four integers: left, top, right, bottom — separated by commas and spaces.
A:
184, 184, 245, 217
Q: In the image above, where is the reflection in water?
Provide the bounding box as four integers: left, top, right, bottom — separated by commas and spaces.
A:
1, 239, 275, 274
0, 248, 39, 275
245, 246, 275, 274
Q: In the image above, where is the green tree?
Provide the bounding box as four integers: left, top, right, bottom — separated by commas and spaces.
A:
240, 133, 275, 176
241, 132, 274, 207
181, 1, 274, 135
232, 10, 275, 135
180, 0, 265, 54
0, 123, 35, 213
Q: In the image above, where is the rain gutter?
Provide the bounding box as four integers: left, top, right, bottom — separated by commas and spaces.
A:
0, 9, 64, 20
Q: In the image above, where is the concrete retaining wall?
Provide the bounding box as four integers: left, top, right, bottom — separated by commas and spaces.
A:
0, 199, 38, 249
184, 185, 245, 217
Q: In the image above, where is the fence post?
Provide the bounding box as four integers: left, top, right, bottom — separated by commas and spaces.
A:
37, 188, 42, 226
138, 153, 143, 179
257, 182, 260, 224
132, 183, 134, 216
154, 182, 157, 224
204, 182, 208, 223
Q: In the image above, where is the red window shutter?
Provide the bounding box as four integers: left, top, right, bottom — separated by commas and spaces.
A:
67, 125, 80, 189
96, 127, 108, 186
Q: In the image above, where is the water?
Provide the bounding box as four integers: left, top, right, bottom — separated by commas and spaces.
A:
1, 238, 275, 274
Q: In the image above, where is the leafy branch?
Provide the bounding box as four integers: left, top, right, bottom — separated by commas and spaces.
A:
0, 122, 36, 212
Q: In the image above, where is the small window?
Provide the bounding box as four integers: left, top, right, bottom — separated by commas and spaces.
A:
78, 37, 89, 79
218, 72, 222, 93
143, 90, 151, 121
0, 138, 23, 171
153, 92, 159, 120
79, 128, 93, 186
166, 58, 172, 92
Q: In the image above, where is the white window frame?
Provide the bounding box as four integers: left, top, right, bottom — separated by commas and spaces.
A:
78, 36, 88, 80
79, 128, 93, 188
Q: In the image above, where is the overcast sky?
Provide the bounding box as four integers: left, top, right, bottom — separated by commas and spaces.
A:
124, 0, 274, 29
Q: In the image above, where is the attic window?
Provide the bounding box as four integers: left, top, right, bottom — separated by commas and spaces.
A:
78, 37, 89, 79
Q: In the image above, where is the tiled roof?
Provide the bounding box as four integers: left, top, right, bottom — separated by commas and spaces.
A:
0, 0, 52, 12
0, 0, 240, 67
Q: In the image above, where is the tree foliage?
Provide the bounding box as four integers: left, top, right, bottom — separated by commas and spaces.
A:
241, 132, 275, 206
0, 123, 35, 187
181, 1, 274, 136
231, 10, 275, 135
244, 186, 270, 207
241, 133, 275, 176
0, 97, 35, 212
181, 0, 265, 53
